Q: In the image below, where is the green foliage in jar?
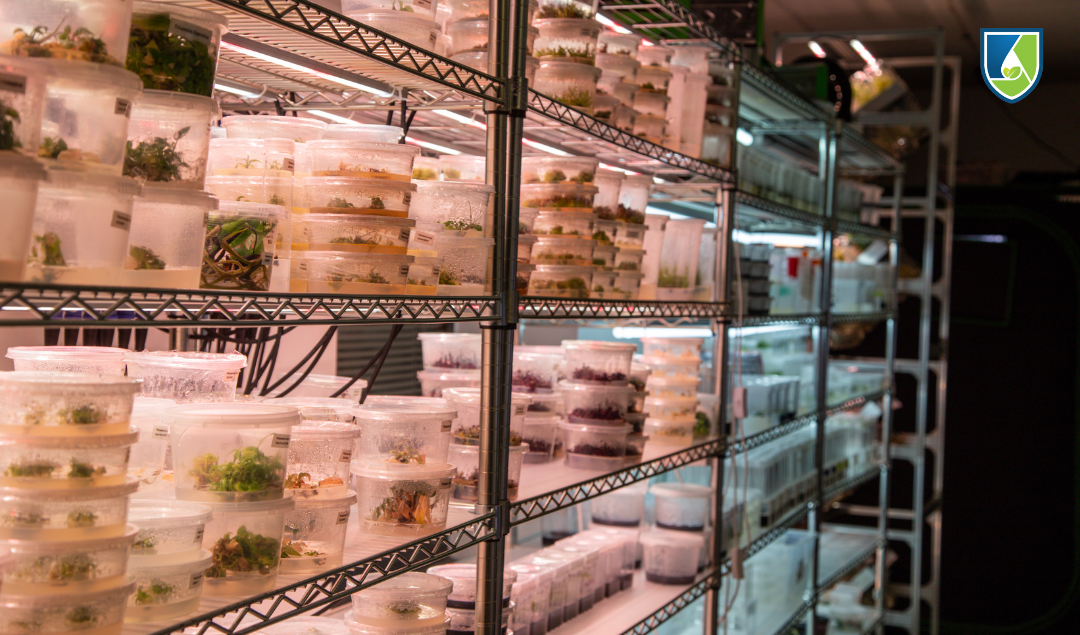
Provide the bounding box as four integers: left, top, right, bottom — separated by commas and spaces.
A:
206, 525, 279, 577
134, 580, 175, 605
66, 511, 97, 528
38, 136, 68, 159
67, 459, 106, 479
327, 197, 355, 209
412, 167, 438, 180
439, 269, 460, 285
0, 105, 20, 151
268, 193, 286, 206
124, 127, 190, 183
8, 23, 114, 64
522, 196, 592, 209
189, 446, 284, 494
129, 246, 167, 270
371, 481, 437, 525
369, 196, 385, 209
127, 12, 218, 96
694, 411, 710, 438
4, 461, 58, 478
536, 2, 592, 19
65, 606, 101, 627
442, 168, 461, 180
444, 220, 483, 231
36, 553, 96, 582
592, 230, 611, 244
202, 215, 275, 290
558, 87, 593, 108
535, 45, 594, 61
542, 169, 566, 183
658, 266, 689, 288
235, 157, 261, 169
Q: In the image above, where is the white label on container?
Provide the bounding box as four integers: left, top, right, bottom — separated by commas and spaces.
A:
190, 572, 204, 588
124, 447, 131, 461
623, 229, 642, 239
282, 157, 295, 173
111, 211, 132, 231
115, 98, 132, 117
336, 510, 351, 525
402, 192, 412, 206
413, 230, 436, 246
398, 264, 411, 276
193, 526, 205, 544
152, 425, 170, 440
271, 434, 291, 449
429, 32, 437, 46
170, 18, 214, 47
431, 266, 441, 276
338, 447, 353, 463
261, 252, 274, 267
579, 28, 593, 37
223, 369, 240, 386
441, 420, 452, 432
0, 72, 26, 94
297, 260, 309, 273
515, 404, 526, 416
398, 228, 412, 242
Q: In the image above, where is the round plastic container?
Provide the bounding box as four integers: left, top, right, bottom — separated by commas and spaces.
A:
128, 499, 212, 564
412, 155, 440, 181
6, 346, 126, 374
292, 251, 413, 295
0, 428, 137, 490
264, 617, 353, 635
592, 224, 618, 251
25, 171, 141, 285
164, 402, 301, 503
521, 156, 598, 186
526, 389, 563, 415
633, 89, 669, 117
201, 495, 295, 596
427, 564, 516, 610
352, 402, 456, 466
2, 525, 136, 595
558, 421, 630, 470
126, 550, 211, 622
285, 422, 361, 498
349, 571, 454, 628
127, 1, 227, 94
596, 53, 639, 80
516, 234, 537, 264
0, 582, 135, 635
412, 181, 493, 233
306, 140, 419, 181
347, 11, 441, 49
446, 604, 513, 635
643, 396, 697, 421
643, 418, 694, 446
593, 92, 620, 124
517, 207, 540, 235
628, 361, 651, 395
280, 491, 356, 574
512, 351, 561, 393
444, 387, 530, 446
416, 368, 482, 398
346, 615, 451, 635
533, 17, 600, 63
591, 269, 643, 300
122, 186, 216, 289
0, 154, 45, 281
530, 236, 594, 267
590, 484, 645, 527
127, 396, 172, 489
651, 482, 711, 531
598, 71, 636, 106
532, 211, 594, 238
262, 397, 356, 423
598, 32, 640, 57
527, 264, 593, 298
633, 113, 666, 143
1, 0, 134, 65
125, 90, 215, 188
640, 530, 703, 584
351, 461, 456, 536
534, 60, 602, 112
208, 138, 295, 178
0, 477, 138, 541
0, 57, 50, 158
439, 155, 484, 182
201, 201, 286, 291
521, 183, 597, 211
645, 375, 698, 398
637, 44, 672, 68
0, 372, 141, 438
521, 416, 558, 464
613, 247, 645, 271
265, 373, 368, 402
418, 333, 481, 370
324, 123, 404, 143
448, 443, 527, 501
292, 214, 413, 255
561, 340, 635, 385
641, 337, 704, 360
447, 18, 488, 54
638, 355, 700, 381
222, 115, 327, 142
559, 381, 632, 424
301, 176, 416, 216
436, 235, 493, 295
125, 351, 247, 403
516, 262, 535, 294
613, 220, 646, 249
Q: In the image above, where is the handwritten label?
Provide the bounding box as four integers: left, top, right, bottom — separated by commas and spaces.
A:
115, 98, 132, 117
441, 420, 452, 432
193, 527, 205, 544
271, 434, 291, 449
190, 573, 204, 588
223, 370, 240, 386
170, 18, 214, 47
0, 72, 26, 94
623, 229, 642, 239
398, 228, 412, 242
338, 447, 353, 463
413, 0, 432, 9
412, 230, 436, 246
431, 265, 441, 276
152, 425, 170, 440
398, 265, 411, 276
402, 192, 412, 206
262, 252, 274, 266
515, 405, 526, 416
111, 211, 132, 231
336, 510, 351, 525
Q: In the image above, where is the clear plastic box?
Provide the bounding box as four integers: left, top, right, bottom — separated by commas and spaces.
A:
444, 387, 529, 446
0, 154, 45, 282
517, 234, 537, 263
439, 155, 484, 182
637, 44, 672, 69
412, 155, 440, 180
349, 572, 454, 628
639, 355, 700, 381
521, 182, 597, 211
509, 563, 552, 635
598, 72, 637, 107
208, 139, 295, 178
345, 10, 441, 49
651, 482, 711, 531
200, 201, 285, 291
6, 346, 127, 375
590, 483, 645, 527
592, 222, 618, 250
305, 140, 419, 181
292, 252, 413, 295
590, 269, 643, 300
640, 531, 703, 584
562, 340, 636, 384
123, 186, 216, 289
127, 1, 228, 96
447, 18, 488, 54
0, 0, 134, 65
521, 156, 599, 186
429, 564, 517, 610
526, 391, 563, 416
324, 123, 403, 143
0, 428, 137, 490
559, 381, 632, 423
301, 176, 415, 216
522, 416, 558, 463
125, 90, 215, 188
222, 115, 326, 142
418, 332, 481, 370
0, 582, 135, 635
125, 351, 247, 403
533, 18, 601, 64
533, 61, 602, 113
286, 421, 361, 498
280, 491, 357, 574
412, 181, 493, 233
201, 495, 295, 596
0, 477, 138, 541
0, 372, 141, 438
126, 550, 211, 622
127, 499, 212, 565
633, 113, 666, 143
532, 211, 595, 237
2, 524, 136, 594
416, 368, 482, 397
641, 337, 704, 361
351, 402, 456, 466
559, 421, 630, 470
527, 264, 594, 298
530, 236, 595, 266
512, 350, 562, 393
516, 262, 535, 294
204, 175, 292, 208
593, 92, 620, 122
448, 443, 527, 501
26, 171, 141, 285
350, 461, 456, 536
435, 234, 492, 294
292, 214, 413, 255
657, 218, 706, 297
0, 57, 49, 159
127, 395, 174, 486
595, 53, 639, 80
643, 395, 697, 421
633, 89, 669, 117
643, 418, 695, 446
645, 375, 698, 398
597, 32, 640, 57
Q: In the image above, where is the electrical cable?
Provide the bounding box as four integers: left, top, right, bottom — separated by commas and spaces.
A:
259, 325, 338, 396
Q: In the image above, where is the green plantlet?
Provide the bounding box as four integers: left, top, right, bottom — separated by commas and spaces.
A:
61, 406, 101, 425
38, 136, 68, 160
592, 230, 611, 244
124, 127, 190, 182
44, 554, 96, 582
657, 266, 690, 288
412, 167, 438, 180
10, 23, 114, 64
66, 511, 97, 528
202, 215, 275, 290
328, 197, 355, 208
574, 172, 594, 184
268, 193, 286, 206
439, 269, 460, 285
443, 168, 462, 180
65, 606, 100, 626
129, 245, 166, 270
127, 12, 218, 96
133, 536, 155, 552
535, 2, 592, 19
371, 481, 437, 525
640, 82, 656, 91
370, 196, 385, 209
594, 110, 613, 120
557, 87, 593, 109
0, 105, 21, 151
547, 226, 564, 235
542, 169, 567, 183
207, 525, 279, 577
4, 461, 57, 478
444, 220, 483, 231
235, 157, 261, 169
534, 45, 594, 61
189, 445, 284, 495
68, 460, 105, 479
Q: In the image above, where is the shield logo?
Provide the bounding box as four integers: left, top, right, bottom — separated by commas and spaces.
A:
981, 29, 1043, 103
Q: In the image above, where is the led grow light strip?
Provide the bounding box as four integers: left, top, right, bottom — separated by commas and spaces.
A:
595, 14, 633, 35
220, 36, 393, 98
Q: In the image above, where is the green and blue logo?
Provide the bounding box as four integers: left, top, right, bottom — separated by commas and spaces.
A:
981, 29, 1043, 103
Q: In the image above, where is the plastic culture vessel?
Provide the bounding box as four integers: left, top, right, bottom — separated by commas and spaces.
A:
429, 564, 517, 610
435, 235, 492, 295
0, 429, 137, 490
527, 264, 593, 299
632, 113, 666, 144
285, 422, 361, 498
200, 201, 285, 291
559, 421, 630, 470
525, 389, 563, 416
562, 340, 636, 385
446, 604, 514, 634
444, 387, 529, 446
516, 262, 536, 294
125, 90, 215, 188
293, 252, 413, 295
509, 563, 552, 635
439, 155, 484, 182
613, 174, 651, 225
638, 355, 700, 381
0, 583, 136, 635
0, 478, 138, 541
263, 617, 353, 635
280, 491, 357, 574
448, 443, 527, 501
637, 65, 672, 92
651, 482, 711, 531
612, 247, 645, 272
351, 461, 456, 536
201, 495, 295, 595
261, 397, 355, 423
597, 32, 640, 57
324, 123, 403, 143
640, 531, 703, 584
517, 234, 537, 263
559, 381, 632, 424
591, 269, 643, 300
349, 571, 454, 627
222, 115, 326, 142
0, 155, 45, 281
637, 43, 673, 69
530, 236, 594, 266
592, 221, 618, 248
3, 525, 137, 594
657, 218, 707, 300
641, 336, 704, 360
208, 139, 295, 178
590, 483, 646, 527
628, 361, 651, 394
265, 374, 367, 401
614, 104, 637, 132
1, 0, 134, 63
306, 140, 419, 181
412, 155, 440, 180
532, 211, 595, 237
598, 71, 636, 106
291, 214, 413, 255
164, 402, 301, 503
351, 402, 456, 465
695, 392, 719, 439
452, 50, 538, 82
342, 0, 440, 17
412, 181, 493, 233
25, 172, 141, 285
592, 169, 625, 220
301, 176, 415, 216
345, 11, 441, 49
128, 499, 212, 564
522, 416, 558, 463
646, 375, 698, 398
522, 156, 599, 185
633, 89, 670, 117
6, 346, 126, 374
0, 372, 141, 438
127, 1, 228, 95
593, 93, 620, 122
418, 332, 482, 370
416, 368, 482, 397
521, 183, 597, 211
127, 397, 174, 488
125, 351, 247, 402
126, 550, 211, 622
447, 18, 489, 54
205, 175, 293, 208
0, 57, 49, 159
122, 186, 216, 289
643, 395, 698, 421
512, 350, 562, 393
595, 53, 639, 80
534, 61, 602, 112
643, 418, 694, 446
533, 17, 601, 64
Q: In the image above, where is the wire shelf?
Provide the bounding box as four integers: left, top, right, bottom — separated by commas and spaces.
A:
726, 413, 817, 457
817, 539, 883, 592
730, 313, 824, 327
519, 296, 727, 324
824, 465, 885, 502
826, 389, 891, 416
597, 0, 740, 53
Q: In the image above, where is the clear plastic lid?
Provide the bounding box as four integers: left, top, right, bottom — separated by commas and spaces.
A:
129, 549, 213, 575
210, 138, 296, 153
0, 582, 136, 606
302, 213, 415, 230
0, 427, 137, 450
291, 420, 362, 439
533, 264, 596, 275
650, 482, 711, 498
124, 350, 248, 370
160, 403, 302, 428
306, 140, 421, 155
43, 170, 143, 196
638, 355, 701, 368
128, 499, 213, 530
132, 396, 176, 416
563, 340, 637, 353
214, 200, 289, 220
293, 490, 357, 509
0, 153, 46, 181
414, 180, 495, 195
557, 380, 633, 397
354, 571, 454, 599
0, 371, 142, 394
447, 443, 529, 457
344, 615, 451, 635
427, 563, 518, 586
222, 115, 327, 132
137, 89, 217, 114
138, 184, 219, 210
6, 346, 128, 363
0, 476, 139, 502
417, 333, 481, 343
351, 460, 457, 480
443, 387, 532, 410
324, 124, 403, 143
295, 251, 415, 267
206, 175, 293, 187
363, 395, 450, 407
638, 529, 704, 548
204, 492, 296, 515
352, 402, 458, 423
414, 369, 481, 383
3, 524, 138, 554
556, 421, 631, 435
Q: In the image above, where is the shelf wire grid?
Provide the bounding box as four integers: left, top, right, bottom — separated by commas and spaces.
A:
624, 571, 722, 635
596, 0, 740, 54
519, 297, 728, 324
725, 412, 817, 457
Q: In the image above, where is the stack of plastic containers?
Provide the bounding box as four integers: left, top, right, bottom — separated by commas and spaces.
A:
416, 332, 483, 398
514, 347, 564, 464
595, 32, 641, 127
557, 340, 636, 470
639, 337, 704, 446
125, 499, 213, 621
633, 43, 672, 143
341, 0, 443, 51
443, 387, 530, 501
0, 370, 143, 632
531, 1, 602, 114
428, 564, 519, 635
406, 177, 493, 296
655, 218, 707, 301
